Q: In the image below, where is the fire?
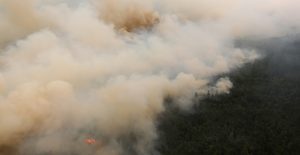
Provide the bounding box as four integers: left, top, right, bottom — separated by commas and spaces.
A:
84, 138, 97, 145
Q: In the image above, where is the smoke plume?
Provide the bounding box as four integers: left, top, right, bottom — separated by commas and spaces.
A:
0, 0, 299, 154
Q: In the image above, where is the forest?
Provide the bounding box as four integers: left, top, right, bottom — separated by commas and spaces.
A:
157, 38, 300, 155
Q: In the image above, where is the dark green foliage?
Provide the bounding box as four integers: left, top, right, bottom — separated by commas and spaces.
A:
157, 39, 300, 155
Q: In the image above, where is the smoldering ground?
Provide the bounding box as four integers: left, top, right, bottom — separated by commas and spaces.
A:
0, 0, 299, 155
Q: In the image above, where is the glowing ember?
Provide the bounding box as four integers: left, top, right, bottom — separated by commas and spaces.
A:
84, 138, 97, 145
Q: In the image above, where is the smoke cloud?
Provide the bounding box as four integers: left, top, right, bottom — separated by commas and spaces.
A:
0, 0, 299, 154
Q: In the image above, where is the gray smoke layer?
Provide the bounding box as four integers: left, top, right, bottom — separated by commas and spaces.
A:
0, 0, 299, 154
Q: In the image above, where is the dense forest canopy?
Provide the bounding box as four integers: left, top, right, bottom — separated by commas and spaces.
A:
157, 37, 300, 155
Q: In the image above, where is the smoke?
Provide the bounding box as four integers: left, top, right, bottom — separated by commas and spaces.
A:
91, 0, 159, 32
0, 0, 299, 154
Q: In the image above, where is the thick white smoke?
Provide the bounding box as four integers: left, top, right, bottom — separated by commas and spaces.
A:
0, 0, 299, 154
